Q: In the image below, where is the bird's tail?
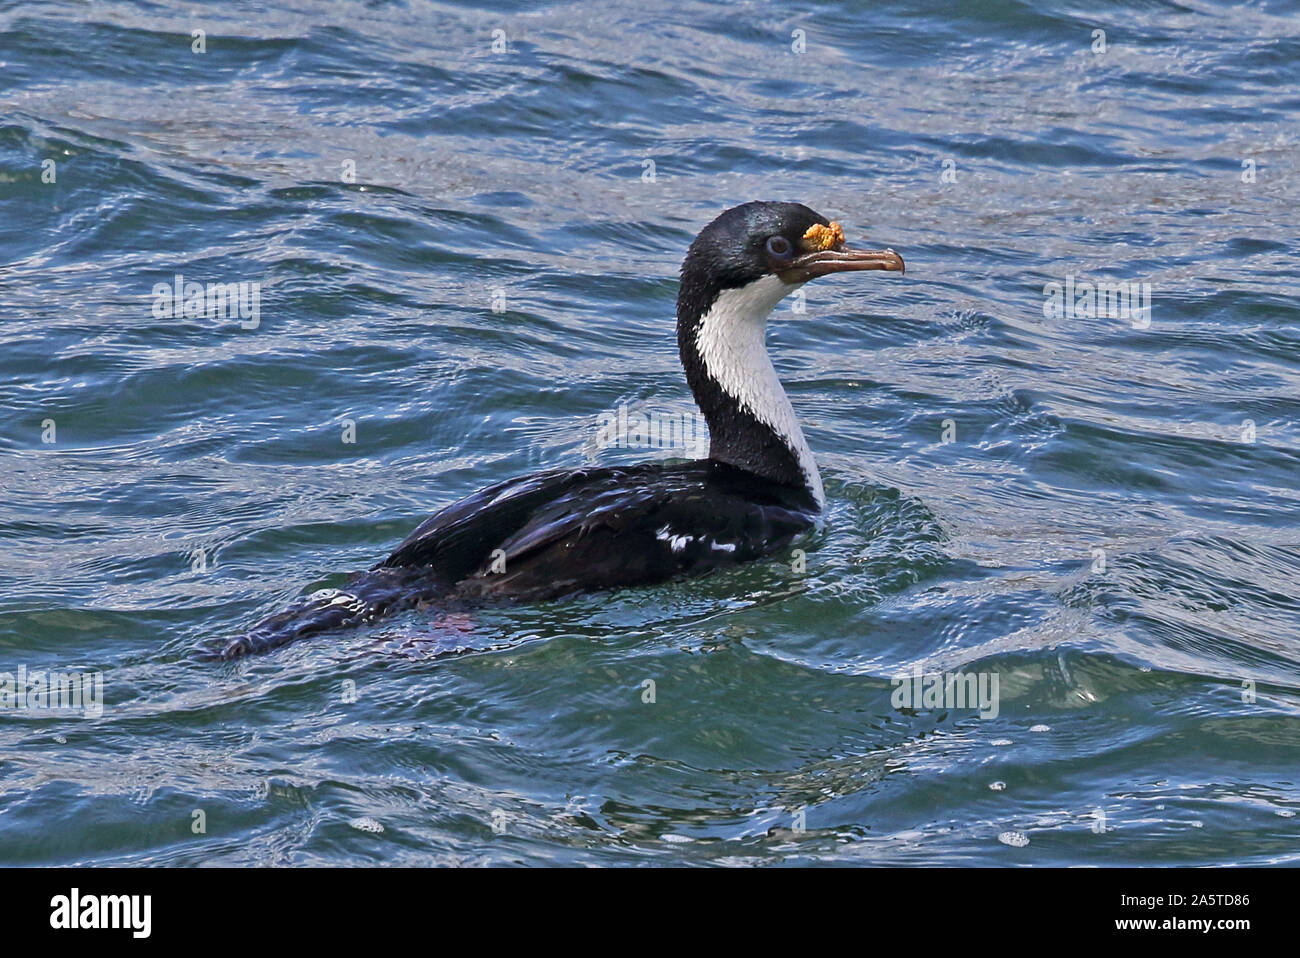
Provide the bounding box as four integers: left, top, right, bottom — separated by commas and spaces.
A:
217, 566, 449, 659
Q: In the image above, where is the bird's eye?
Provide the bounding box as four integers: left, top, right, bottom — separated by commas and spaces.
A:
765, 235, 792, 258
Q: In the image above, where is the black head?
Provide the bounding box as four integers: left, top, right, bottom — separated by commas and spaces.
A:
676, 201, 904, 328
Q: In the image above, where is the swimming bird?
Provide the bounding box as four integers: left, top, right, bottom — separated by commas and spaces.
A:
220, 201, 903, 657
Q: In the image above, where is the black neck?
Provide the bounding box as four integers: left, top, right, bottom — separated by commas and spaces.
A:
676, 272, 807, 492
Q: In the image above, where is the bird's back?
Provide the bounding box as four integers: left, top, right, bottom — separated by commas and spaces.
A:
381, 459, 818, 601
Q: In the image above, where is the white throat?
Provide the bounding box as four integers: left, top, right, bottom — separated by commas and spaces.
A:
693, 275, 825, 507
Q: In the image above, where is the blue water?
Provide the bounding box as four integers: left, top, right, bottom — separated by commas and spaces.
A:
2, 0, 1299, 865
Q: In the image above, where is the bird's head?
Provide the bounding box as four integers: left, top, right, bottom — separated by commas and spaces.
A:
677, 200, 903, 327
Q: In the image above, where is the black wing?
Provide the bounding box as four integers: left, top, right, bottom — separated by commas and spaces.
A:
377, 460, 816, 600
451, 462, 816, 600
376, 467, 621, 582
